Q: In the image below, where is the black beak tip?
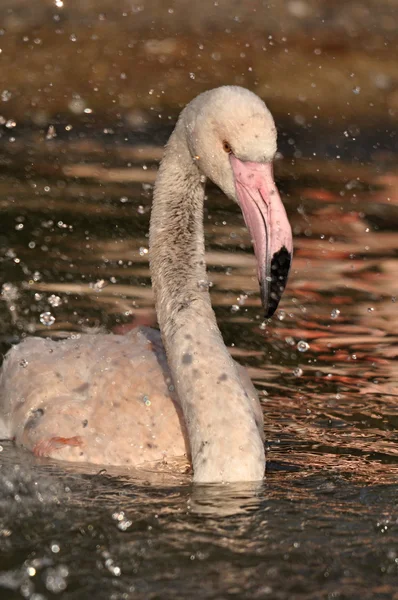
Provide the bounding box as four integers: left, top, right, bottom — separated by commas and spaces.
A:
261, 247, 292, 319
262, 289, 283, 319
264, 302, 278, 320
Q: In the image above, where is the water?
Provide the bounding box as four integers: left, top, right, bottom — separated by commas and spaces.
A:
0, 136, 398, 598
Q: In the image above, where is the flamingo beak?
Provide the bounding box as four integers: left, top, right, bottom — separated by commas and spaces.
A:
230, 155, 293, 318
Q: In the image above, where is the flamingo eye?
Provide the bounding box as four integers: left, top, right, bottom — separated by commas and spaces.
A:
222, 141, 232, 154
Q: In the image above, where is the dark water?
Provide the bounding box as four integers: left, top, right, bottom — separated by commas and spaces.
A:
0, 137, 397, 599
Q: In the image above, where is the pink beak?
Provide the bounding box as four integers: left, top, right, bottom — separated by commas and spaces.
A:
230, 155, 293, 318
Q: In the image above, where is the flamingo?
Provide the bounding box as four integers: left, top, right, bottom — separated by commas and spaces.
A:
0, 86, 292, 483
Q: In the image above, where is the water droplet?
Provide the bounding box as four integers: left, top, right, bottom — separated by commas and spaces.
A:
48, 294, 62, 307
237, 294, 248, 306
45, 565, 68, 593
117, 519, 132, 531
330, 308, 340, 319
40, 312, 55, 326
112, 510, 125, 521
51, 542, 60, 553
19, 359, 29, 368
139, 247, 148, 256
1, 283, 19, 301
90, 279, 106, 292
297, 340, 310, 352
293, 367, 303, 377
197, 279, 210, 291
142, 395, 151, 406
68, 97, 85, 114
137, 205, 145, 214
1, 90, 11, 102
231, 304, 240, 313
104, 556, 121, 576
277, 310, 286, 321
352, 86, 361, 94
367, 307, 374, 313
46, 125, 57, 139
189, 72, 195, 80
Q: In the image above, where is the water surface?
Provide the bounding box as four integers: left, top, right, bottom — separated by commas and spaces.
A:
0, 137, 397, 599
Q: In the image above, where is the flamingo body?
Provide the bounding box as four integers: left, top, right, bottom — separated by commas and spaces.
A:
0, 327, 262, 468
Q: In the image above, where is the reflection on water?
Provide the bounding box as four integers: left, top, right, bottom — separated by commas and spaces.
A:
0, 138, 397, 598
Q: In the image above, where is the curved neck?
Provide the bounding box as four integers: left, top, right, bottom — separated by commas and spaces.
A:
149, 124, 265, 483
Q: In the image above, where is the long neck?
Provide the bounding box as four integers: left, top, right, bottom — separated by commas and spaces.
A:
149, 125, 265, 483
